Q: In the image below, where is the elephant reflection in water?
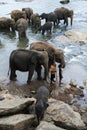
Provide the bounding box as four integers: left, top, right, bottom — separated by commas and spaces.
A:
8, 49, 49, 84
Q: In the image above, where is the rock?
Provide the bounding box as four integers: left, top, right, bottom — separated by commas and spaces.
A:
55, 30, 87, 44
83, 79, 87, 90
44, 101, 86, 130
60, 0, 70, 4
36, 121, 66, 130
64, 30, 87, 44
0, 98, 35, 116
70, 79, 77, 87
0, 114, 35, 130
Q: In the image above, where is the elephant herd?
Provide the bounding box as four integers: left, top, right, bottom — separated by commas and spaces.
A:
8, 41, 65, 84
0, 6, 74, 39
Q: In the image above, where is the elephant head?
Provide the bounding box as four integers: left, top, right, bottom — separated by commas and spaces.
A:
55, 48, 65, 68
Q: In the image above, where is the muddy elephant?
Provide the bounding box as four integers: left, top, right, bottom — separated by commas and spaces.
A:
30, 13, 41, 29
11, 9, 26, 22
0, 17, 15, 31
9, 49, 49, 84
35, 86, 49, 124
30, 41, 65, 69
40, 12, 57, 26
37, 22, 52, 35
22, 7, 33, 23
15, 18, 28, 40
54, 7, 74, 26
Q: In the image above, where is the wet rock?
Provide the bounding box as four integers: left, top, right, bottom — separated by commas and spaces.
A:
64, 30, 87, 44
36, 121, 66, 130
51, 81, 84, 104
82, 112, 87, 125
83, 79, 87, 90
0, 98, 35, 116
60, 0, 70, 4
44, 100, 86, 130
0, 114, 35, 130
55, 30, 87, 44
69, 79, 77, 87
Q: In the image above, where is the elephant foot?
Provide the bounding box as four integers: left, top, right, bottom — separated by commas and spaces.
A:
10, 77, 16, 81
27, 80, 31, 84
37, 77, 42, 80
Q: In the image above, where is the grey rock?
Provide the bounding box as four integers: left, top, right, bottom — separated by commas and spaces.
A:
0, 98, 35, 116
0, 114, 35, 130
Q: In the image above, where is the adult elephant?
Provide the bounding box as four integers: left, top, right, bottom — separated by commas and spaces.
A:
9, 49, 49, 84
22, 7, 33, 23
40, 12, 58, 26
15, 18, 28, 40
30, 41, 65, 68
11, 9, 26, 22
54, 7, 74, 26
0, 17, 15, 31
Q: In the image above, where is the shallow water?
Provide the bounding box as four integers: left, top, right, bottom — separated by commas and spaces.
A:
0, 0, 87, 87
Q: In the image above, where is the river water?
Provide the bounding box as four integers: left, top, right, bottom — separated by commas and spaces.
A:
0, 0, 87, 87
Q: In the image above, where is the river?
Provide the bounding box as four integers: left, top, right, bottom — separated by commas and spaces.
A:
0, 0, 87, 87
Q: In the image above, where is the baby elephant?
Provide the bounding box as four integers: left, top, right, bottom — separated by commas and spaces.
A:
38, 21, 52, 35
35, 86, 49, 124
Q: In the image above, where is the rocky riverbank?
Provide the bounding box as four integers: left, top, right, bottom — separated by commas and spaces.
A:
0, 29, 87, 130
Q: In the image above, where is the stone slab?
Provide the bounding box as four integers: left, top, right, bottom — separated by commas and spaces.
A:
0, 98, 35, 116
0, 114, 35, 130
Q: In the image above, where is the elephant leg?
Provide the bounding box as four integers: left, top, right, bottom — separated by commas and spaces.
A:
35, 64, 42, 80
42, 30, 45, 35
10, 69, 16, 81
27, 65, 35, 84
18, 32, 21, 40
64, 17, 68, 26
50, 29, 51, 33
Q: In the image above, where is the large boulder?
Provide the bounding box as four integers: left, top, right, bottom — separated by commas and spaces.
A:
44, 100, 86, 130
55, 30, 87, 44
64, 30, 87, 44
0, 98, 35, 116
0, 114, 35, 130
36, 121, 67, 130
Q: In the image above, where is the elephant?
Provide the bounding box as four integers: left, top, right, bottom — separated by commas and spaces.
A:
22, 7, 33, 23
54, 7, 74, 26
0, 17, 15, 31
40, 12, 58, 26
15, 18, 28, 40
30, 41, 65, 69
30, 13, 41, 29
11, 9, 27, 22
35, 86, 49, 124
8, 49, 49, 84
37, 21, 52, 35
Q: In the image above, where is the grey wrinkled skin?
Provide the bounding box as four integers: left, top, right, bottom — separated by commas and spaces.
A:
54, 7, 74, 26
8, 49, 49, 84
40, 12, 58, 26
0, 17, 15, 31
30, 41, 65, 69
35, 86, 49, 124
37, 21, 52, 35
